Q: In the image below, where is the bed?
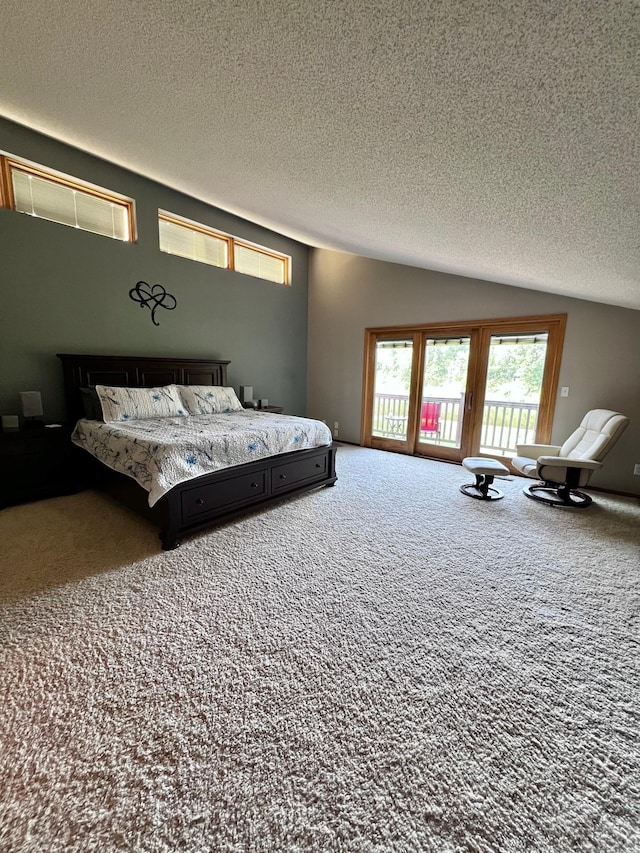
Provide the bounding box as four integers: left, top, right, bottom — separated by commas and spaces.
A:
58, 354, 337, 549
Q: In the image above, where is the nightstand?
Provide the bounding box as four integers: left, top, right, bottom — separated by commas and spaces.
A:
260, 406, 284, 414
0, 425, 78, 508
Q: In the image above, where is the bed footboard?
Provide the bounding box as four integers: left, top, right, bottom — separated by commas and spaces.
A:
159, 444, 337, 549
77, 443, 337, 549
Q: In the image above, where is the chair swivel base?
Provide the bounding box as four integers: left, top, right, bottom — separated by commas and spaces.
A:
523, 481, 592, 508
460, 457, 509, 501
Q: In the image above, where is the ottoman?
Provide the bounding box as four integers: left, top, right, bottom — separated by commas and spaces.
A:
460, 457, 509, 501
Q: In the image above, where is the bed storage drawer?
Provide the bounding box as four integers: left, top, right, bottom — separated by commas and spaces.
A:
271, 451, 328, 493
181, 468, 267, 521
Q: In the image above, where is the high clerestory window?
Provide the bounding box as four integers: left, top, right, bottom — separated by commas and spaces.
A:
0, 153, 135, 242
158, 211, 291, 285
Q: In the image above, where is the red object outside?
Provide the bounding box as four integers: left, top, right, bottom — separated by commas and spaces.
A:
420, 401, 441, 433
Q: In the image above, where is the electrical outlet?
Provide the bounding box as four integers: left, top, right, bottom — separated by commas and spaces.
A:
634, 463, 640, 476
560, 386, 569, 397
333, 420, 339, 438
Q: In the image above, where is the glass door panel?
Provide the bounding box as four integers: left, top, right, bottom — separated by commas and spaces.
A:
416, 336, 471, 453
371, 338, 414, 442
479, 332, 548, 457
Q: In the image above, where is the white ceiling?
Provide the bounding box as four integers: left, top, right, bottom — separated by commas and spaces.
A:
1, 1, 638, 309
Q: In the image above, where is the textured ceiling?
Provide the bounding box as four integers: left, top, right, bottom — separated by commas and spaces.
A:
1, 0, 638, 309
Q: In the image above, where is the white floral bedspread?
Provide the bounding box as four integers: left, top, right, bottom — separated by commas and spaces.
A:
72, 411, 332, 506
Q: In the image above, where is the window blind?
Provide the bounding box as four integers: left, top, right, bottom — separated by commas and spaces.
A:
11, 168, 130, 241
234, 244, 287, 284
159, 216, 228, 268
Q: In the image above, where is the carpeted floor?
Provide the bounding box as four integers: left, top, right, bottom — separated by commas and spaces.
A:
1, 445, 639, 852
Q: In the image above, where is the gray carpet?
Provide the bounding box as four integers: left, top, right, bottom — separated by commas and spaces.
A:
1, 445, 639, 853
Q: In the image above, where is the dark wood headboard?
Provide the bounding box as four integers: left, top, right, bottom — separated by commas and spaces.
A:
57, 353, 230, 422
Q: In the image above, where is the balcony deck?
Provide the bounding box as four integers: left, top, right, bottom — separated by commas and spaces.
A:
372, 393, 539, 456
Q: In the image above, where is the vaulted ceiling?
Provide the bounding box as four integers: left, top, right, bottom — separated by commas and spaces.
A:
1, 1, 638, 309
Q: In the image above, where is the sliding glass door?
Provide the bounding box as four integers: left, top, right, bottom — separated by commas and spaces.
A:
479, 332, 549, 457
362, 315, 566, 466
370, 337, 415, 444
415, 335, 472, 460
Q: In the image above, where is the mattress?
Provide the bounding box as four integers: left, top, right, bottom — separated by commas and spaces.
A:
72, 410, 332, 506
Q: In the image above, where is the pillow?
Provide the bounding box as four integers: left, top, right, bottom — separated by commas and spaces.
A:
176, 385, 243, 415
95, 384, 186, 423
79, 386, 103, 420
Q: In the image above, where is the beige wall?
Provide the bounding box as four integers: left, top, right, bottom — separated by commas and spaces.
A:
307, 249, 640, 496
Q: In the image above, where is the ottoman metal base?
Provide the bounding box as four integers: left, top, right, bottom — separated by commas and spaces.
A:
460, 457, 509, 501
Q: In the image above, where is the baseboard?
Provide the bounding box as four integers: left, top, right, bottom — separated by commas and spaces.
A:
589, 485, 640, 500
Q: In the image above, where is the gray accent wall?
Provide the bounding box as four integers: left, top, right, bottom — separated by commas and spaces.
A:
308, 249, 640, 496
0, 118, 309, 422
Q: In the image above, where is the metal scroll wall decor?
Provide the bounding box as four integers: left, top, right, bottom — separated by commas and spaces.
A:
129, 280, 177, 326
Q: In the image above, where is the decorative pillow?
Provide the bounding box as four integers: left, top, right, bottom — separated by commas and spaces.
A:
176, 385, 244, 415
95, 384, 186, 422
79, 386, 103, 420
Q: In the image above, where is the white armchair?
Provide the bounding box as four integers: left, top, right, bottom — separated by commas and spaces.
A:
512, 409, 629, 507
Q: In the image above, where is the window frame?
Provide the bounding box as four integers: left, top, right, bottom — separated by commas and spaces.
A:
0, 152, 136, 242
158, 209, 291, 285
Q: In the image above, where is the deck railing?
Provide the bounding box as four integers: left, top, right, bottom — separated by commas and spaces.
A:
480, 400, 539, 455
372, 393, 539, 456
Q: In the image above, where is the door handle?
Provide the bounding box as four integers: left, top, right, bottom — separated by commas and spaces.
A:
467, 392, 473, 410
